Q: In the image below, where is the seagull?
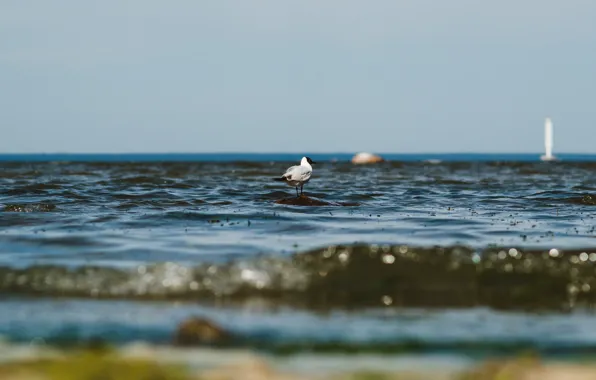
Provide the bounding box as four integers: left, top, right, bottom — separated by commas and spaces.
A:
275, 156, 316, 197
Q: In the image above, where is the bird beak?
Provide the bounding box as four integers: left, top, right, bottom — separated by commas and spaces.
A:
311, 161, 317, 164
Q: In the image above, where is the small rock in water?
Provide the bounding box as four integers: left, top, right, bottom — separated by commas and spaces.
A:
173, 317, 232, 347
275, 194, 358, 207
351, 152, 384, 164
276, 194, 333, 206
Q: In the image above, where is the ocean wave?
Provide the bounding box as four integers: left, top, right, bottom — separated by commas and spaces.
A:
1, 244, 595, 311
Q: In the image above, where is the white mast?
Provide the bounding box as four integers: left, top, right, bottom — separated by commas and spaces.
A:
540, 117, 556, 161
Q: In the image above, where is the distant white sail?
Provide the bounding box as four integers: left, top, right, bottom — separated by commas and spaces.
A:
540, 117, 557, 161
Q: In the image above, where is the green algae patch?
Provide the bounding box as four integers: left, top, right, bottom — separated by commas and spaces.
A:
0, 351, 189, 380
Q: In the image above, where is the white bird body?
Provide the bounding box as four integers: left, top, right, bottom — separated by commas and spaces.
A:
276, 156, 316, 197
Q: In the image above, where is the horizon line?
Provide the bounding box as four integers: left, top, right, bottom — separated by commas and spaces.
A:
0, 152, 595, 156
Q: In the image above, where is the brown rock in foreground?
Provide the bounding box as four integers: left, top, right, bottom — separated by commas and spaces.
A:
351, 152, 384, 164
173, 317, 232, 347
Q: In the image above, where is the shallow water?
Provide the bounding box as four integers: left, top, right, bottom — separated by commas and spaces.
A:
2, 157, 596, 356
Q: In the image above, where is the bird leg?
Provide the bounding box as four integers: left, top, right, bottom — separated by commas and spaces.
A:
300, 184, 304, 196
295, 187, 299, 198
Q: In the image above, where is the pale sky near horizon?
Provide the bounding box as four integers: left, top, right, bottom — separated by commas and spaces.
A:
1, 1, 595, 153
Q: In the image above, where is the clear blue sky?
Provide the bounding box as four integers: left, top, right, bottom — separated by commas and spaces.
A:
1, 0, 595, 153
